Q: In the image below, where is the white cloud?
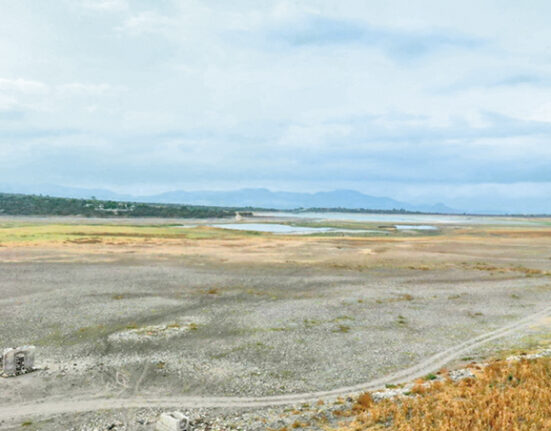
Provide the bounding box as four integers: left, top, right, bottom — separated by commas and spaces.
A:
1, 1, 551, 212
78, 0, 128, 12
0, 78, 49, 94
57, 83, 113, 95
116, 11, 175, 36
525, 102, 551, 123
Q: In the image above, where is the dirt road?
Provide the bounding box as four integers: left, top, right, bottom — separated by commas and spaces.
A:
2, 304, 550, 423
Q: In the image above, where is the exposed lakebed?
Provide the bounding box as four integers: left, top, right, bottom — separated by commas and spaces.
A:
177, 211, 545, 235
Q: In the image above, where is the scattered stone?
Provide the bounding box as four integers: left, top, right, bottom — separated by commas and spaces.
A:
506, 348, 551, 362
448, 368, 475, 382
108, 321, 200, 343
371, 387, 410, 401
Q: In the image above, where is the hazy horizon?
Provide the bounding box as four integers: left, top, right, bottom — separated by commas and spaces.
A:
1, 182, 548, 215
1, 1, 551, 213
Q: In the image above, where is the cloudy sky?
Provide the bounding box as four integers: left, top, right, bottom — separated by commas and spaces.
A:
1, 0, 551, 212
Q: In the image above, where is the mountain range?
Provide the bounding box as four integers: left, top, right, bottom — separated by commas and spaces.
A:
0, 184, 458, 213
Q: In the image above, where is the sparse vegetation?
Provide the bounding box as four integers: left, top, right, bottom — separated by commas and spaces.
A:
334, 324, 351, 333
397, 315, 407, 325
462, 261, 550, 277
3, 215, 551, 430
339, 357, 551, 431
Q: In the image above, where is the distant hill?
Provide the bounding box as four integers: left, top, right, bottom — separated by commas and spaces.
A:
0, 185, 459, 214
144, 188, 457, 213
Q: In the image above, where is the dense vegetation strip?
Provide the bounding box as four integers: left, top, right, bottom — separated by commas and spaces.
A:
0, 193, 237, 218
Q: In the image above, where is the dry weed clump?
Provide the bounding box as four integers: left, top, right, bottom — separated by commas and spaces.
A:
339, 357, 551, 431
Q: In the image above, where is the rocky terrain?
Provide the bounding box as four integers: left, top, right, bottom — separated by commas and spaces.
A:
1, 216, 551, 429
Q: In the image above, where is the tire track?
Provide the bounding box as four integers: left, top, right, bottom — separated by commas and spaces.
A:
2, 305, 551, 421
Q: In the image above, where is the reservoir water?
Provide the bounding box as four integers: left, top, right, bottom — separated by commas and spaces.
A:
255, 211, 541, 225
210, 223, 378, 235
181, 212, 544, 235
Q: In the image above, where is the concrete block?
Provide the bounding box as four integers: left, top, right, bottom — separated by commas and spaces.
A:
1, 345, 36, 377
155, 411, 190, 431
1, 348, 16, 376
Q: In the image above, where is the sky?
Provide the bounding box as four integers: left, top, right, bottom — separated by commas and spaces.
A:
1, 0, 551, 213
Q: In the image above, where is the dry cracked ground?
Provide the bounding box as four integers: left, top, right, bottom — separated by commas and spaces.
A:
1, 216, 551, 430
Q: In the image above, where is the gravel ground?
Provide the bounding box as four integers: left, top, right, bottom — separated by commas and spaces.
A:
0, 401, 358, 431
2, 261, 549, 400
1, 220, 551, 430
6, 350, 551, 431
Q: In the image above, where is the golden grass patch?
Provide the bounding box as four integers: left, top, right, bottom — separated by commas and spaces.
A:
339, 357, 551, 431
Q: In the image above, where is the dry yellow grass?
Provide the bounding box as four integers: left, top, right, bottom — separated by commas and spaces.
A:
339, 357, 551, 431
3, 221, 551, 270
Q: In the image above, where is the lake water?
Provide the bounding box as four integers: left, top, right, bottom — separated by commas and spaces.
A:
395, 225, 438, 230
180, 211, 543, 235
211, 223, 329, 234
210, 223, 379, 235
210, 222, 439, 234
255, 211, 540, 225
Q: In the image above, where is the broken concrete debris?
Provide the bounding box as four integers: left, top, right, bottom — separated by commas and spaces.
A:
1, 345, 35, 377
155, 411, 190, 431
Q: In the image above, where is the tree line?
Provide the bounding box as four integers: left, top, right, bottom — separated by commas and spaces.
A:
0, 193, 237, 218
